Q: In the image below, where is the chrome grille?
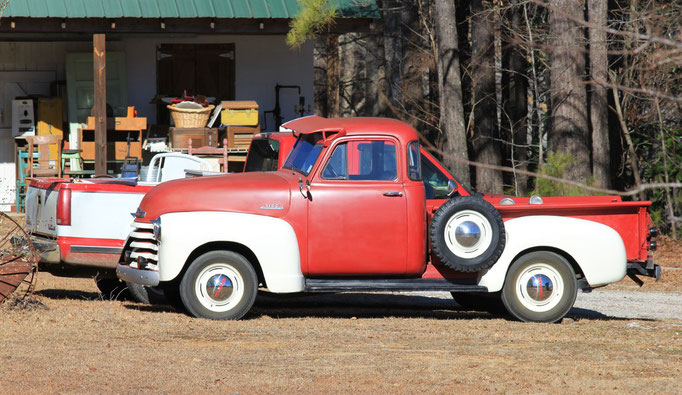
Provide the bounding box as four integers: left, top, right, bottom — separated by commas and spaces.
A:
125, 222, 159, 271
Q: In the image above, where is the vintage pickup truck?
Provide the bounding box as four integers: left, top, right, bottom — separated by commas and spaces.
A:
117, 116, 660, 323
25, 132, 294, 302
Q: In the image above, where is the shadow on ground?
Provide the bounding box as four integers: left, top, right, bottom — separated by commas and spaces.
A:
35, 288, 101, 301
35, 287, 649, 322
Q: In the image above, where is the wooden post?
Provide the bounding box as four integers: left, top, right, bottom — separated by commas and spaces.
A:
93, 34, 107, 176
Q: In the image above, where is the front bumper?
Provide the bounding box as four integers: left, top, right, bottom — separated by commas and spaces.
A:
116, 264, 160, 287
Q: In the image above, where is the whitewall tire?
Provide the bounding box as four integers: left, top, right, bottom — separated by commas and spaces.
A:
501, 251, 577, 323
180, 251, 258, 320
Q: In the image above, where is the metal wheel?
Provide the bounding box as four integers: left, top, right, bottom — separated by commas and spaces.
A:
513, 263, 566, 313
179, 250, 257, 320
0, 213, 38, 304
443, 209, 494, 259
430, 196, 506, 272
501, 251, 577, 323
194, 263, 246, 312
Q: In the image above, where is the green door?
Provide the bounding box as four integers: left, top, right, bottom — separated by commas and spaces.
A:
65, 52, 128, 140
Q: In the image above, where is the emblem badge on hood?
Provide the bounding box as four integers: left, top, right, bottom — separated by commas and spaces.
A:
260, 203, 284, 210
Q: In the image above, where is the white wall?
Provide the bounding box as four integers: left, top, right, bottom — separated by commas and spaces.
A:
121, 34, 314, 128
0, 35, 313, 209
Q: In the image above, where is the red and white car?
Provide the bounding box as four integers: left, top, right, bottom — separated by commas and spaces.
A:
25, 132, 295, 302
117, 116, 660, 322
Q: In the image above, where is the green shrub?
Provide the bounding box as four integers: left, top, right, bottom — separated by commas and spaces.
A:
534, 152, 596, 196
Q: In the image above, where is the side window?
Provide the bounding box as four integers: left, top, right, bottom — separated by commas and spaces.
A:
421, 157, 450, 199
322, 143, 347, 179
407, 141, 421, 181
322, 140, 398, 181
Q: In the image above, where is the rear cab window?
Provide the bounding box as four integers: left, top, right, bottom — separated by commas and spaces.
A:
422, 155, 451, 199
245, 138, 280, 172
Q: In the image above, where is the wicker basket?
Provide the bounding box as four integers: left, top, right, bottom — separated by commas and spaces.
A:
167, 104, 215, 128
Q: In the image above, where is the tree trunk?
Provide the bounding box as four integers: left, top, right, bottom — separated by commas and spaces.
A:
502, 1, 529, 195
313, 37, 328, 117
382, 0, 404, 107
434, 0, 469, 183
326, 34, 340, 118
471, 0, 503, 194
588, 0, 610, 188
548, 0, 591, 183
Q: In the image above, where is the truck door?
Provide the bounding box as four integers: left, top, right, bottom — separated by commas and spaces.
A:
306, 138, 408, 275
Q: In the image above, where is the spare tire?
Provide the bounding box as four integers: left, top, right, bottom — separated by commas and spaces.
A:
430, 195, 505, 272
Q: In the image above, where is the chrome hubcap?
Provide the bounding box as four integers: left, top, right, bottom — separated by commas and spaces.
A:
455, 221, 481, 247
443, 210, 493, 259
195, 263, 244, 312
526, 274, 553, 301
206, 274, 234, 302
515, 263, 564, 313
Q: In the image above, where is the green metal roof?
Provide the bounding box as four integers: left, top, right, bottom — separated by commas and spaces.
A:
3, 0, 379, 19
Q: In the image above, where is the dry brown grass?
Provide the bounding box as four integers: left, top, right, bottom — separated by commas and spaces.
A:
1, 273, 681, 393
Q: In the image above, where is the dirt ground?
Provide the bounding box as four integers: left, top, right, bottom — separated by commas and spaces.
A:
1, 214, 680, 393
1, 268, 680, 392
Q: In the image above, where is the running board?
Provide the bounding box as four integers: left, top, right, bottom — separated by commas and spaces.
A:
305, 278, 488, 293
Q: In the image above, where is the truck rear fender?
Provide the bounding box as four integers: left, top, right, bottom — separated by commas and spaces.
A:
478, 216, 627, 292
158, 211, 304, 293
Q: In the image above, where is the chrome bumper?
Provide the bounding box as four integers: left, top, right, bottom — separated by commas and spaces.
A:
116, 264, 160, 287
30, 235, 61, 264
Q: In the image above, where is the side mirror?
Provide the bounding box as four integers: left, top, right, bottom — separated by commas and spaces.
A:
447, 179, 458, 197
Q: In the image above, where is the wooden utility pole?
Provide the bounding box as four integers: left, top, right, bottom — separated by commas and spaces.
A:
93, 34, 107, 176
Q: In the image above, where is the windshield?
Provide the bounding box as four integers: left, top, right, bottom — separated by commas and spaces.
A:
245, 139, 280, 172
282, 133, 324, 176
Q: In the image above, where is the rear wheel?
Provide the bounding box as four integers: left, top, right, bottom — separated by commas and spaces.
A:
501, 251, 577, 323
179, 251, 258, 320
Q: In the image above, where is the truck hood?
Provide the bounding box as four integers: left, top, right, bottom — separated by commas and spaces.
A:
137, 172, 292, 220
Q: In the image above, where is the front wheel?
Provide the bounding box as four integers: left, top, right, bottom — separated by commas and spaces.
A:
501, 251, 577, 323
179, 251, 258, 320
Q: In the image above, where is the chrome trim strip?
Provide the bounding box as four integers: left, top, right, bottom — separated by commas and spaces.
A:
70, 245, 123, 255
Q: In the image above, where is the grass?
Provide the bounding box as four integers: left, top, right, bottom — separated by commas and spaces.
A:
1, 214, 680, 393
1, 273, 681, 393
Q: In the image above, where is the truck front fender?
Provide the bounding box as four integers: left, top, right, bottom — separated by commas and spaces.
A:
158, 211, 303, 293
478, 216, 627, 292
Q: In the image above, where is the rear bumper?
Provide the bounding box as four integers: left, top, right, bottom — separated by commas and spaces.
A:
29, 233, 122, 269
30, 236, 61, 264
627, 257, 661, 281
116, 264, 160, 287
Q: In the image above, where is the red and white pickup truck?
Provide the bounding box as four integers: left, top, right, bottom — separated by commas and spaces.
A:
117, 116, 660, 322
25, 132, 295, 301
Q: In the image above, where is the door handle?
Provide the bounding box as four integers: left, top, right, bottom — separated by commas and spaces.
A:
383, 191, 403, 197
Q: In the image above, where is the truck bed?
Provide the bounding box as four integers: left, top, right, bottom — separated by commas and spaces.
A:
26, 178, 156, 269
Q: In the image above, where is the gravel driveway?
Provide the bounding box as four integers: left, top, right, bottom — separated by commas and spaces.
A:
257, 288, 682, 321
572, 289, 682, 320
